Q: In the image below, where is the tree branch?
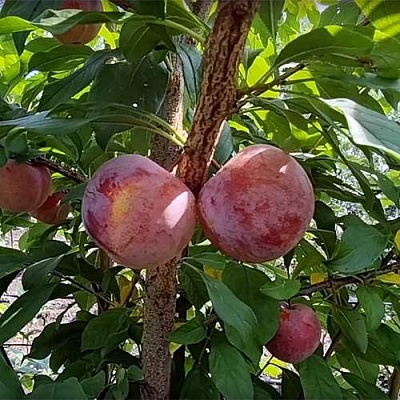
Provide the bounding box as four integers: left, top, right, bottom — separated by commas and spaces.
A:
34, 157, 85, 184
238, 63, 306, 98
299, 261, 400, 297
108, 0, 135, 11
178, 0, 260, 196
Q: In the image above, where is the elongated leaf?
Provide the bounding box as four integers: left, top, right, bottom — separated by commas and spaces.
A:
81, 308, 130, 351
29, 377, 88, 400
39, 49, 117, 110
356, 286, 385, 332
199, 269, 260, 364
81, 371, 106, 400
258, 0, 285, 39
0, 283, 57, 345
179, 367, 220, 400
326, 222, 389, 274
342, 372, 389, 400
275, 26, 373, 68
29, 45, 93, 72
260, 279, 301, 300
22, 255, 64, 290
209, 336, 253, 400
336, 349, 379, 384
0, 16, 35, 34
332, 306, 368, 353
169, 316, 207, 345
223, 263, 280, 344
355, 0, 400, 39
0, 350, 24, 399
0, 246, 30, 279
325, 98, 400, 161
298, 355, 342, 400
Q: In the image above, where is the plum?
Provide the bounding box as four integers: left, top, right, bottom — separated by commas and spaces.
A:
266, 303, 321, 363
55, 0, 102, 45
197, 144, 314, 262
31, 191, 70, 225
82, 155, 196, 269
0, 161, 51, 213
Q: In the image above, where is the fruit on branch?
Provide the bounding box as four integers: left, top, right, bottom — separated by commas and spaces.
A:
197, 144, 314, 262
55, 0, 103, 45
31, 192, 70, 225
266, 303, 321, 363
0, 160, 52, 213
82, 155, 196, 269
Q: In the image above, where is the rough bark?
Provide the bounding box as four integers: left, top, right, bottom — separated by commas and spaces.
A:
141, 1, 258, 399
178, 0, 260, 196
140, 54, 184, 400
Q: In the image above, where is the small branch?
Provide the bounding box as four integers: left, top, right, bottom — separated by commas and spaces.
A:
34, 157, 85, 184
299, 261, 400, 296
239, 63, 306, 98
178, 0, 260, 196
108, 0, 134, 11
50, 271, 112, 305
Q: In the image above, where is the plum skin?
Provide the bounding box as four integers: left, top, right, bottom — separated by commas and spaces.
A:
0, 161, 52, 213
31, 192, 70, 225
55, 0, 102, 45
266, 303, 321, 364
197, 144, 315, 262
82, 155, 196, 270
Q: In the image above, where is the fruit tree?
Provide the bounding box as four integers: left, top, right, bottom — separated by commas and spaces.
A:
0, 0, 400, 399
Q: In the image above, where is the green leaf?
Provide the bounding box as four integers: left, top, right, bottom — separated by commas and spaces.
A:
326, 222, 389, 274
39, 49, 117, 110
332, 306, 368, 353
81, 308, 131, 351
342, 372, 389, 400
179, 264, 209, 309
28, 377, 88, 400
223, 263, 280, 344
0, 349, 24, 399
260, 279, 301, 300
319, 1, 361, 26
190, 252, 226, 270
214, 123, 234, 165
275, 26, 373, 68
356, 324, 400, 366
81, 371, 106, 400
22, 255, 65, 290
356, 286, 385, 332
325, 98, 400, 161
336, 348, 379, 384
209, 336, 254, 400
298, 355, 343, 400
179, 367, 220, 400
355, 0, 400, 39
198, 269, 261, 365
257, 0, 285, 39
0, 246, 30, 279
0, 283, 57, 345
0, 16, 34, 34
120, 20, 165, 66
28, 45, 93, 72
169, 315, 207, 345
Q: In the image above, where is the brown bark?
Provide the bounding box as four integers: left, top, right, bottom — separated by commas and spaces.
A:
141, 1, 258, 399
140, 54, 184, 400
178, 0, 260, 196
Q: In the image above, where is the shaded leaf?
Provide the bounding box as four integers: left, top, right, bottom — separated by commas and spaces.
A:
169, 315, 207, 345
179, 367, 220, 400
342, 372, 389, 400
332, 306, 368, 353
28, 377, 87, 400
0, 283, 57, 345
356, 286, 385, 332
0, 350, 24, 399
298, 355, 343, 400
209, 335, 253, 400
260, 279, 301, 300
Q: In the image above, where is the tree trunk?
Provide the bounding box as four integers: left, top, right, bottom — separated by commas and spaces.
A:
140, 1, 259, 399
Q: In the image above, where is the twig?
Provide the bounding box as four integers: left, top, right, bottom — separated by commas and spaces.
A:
108, 0, 134, 11
239, 63, 306, 98
299, 261, 400, 296
50, 270, 112, 305
34, 157, 85, 184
